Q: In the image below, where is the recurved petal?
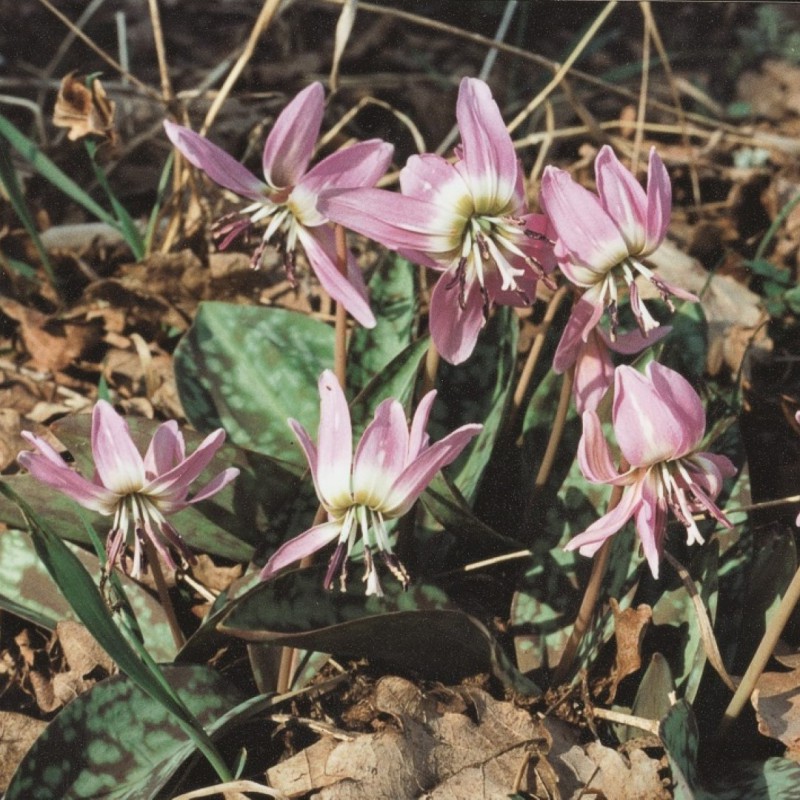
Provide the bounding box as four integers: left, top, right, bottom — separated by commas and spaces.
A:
91, 401, 145, 494
143, 421, 185, 479
553, 297, 602, 374
296, 224, 376, 328
643, 147, 672, 254
301, 139, 394, 201
262, 82, 325, 189
540, 166, 629, 274
319, 189, 458, 254
353, 399, 410, 505
259, 520, 342, 581
143, 428, 226, 501
635, 476, 667, 578
578, 410, 626, 484
563, 480, 642, 557
595, 145, 648, 253
18, 448, 118, 514
646, 361, 705, 452
455, 78, 518, 212
572, 332, 615, 415
315, 370, 354, 508
429, 273, 485, 365
383, 423, 482, 517
408, 390, 436, 461
186, 467, 240, 505
164, 121, 266, 201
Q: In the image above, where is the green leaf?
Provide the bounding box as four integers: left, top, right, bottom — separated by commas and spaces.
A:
614, 652, 674, 743
430, 306, 518, 503
0, 529, 177, 662
5, 665, 244, 800
0, 483, 230, 776
174, 303, 334, 464
219, 564, 539, 694
660, 301, 708, 381
347, 254, 417, 396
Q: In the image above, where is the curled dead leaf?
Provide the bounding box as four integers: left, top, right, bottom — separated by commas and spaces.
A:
608, 599, 652, 702
53, 72, 117, 144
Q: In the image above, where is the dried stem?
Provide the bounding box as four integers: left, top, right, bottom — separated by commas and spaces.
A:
717, 559, 800, 740
533, 365, 574, 494
146, 0, 175, 104
334, 224, 349, 388
143, 539, 185, 650
420, 339, 441, 397
507, 285, 570, 434
200, 0, 283, 135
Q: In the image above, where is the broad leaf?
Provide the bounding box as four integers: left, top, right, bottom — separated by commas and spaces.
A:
219, 564, 539, 695
174, 302, 334, 463
6, 666, 244, 800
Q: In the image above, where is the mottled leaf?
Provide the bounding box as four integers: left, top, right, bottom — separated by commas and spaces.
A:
174, 302, 334, 463
5, 666, 244, 800
348, 254, 417, 396
0, 529, 177, 662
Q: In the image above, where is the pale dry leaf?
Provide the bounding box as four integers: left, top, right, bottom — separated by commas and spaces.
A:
751, 648, 800, 758
0, 408, 24, 471
608, 599, 652, 702
642, 240, 772, 376
56, 620, 115, 677
53, 72, 117, 143
0, 712, 47, 792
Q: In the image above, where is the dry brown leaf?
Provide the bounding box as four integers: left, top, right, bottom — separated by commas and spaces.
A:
608, 599, 652, 702
0, 298, 102, 373
0, 712, 47, 792
0, 408, 25, 471
53, 72, 117, 143
736, 60, 800, 121
642, 240, 772, 376
751, 645, 800, 759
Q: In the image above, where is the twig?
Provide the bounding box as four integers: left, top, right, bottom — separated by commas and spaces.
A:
170, 781, 289, 800
200, 0, 283, 135
146, 0, 175, 104
717, 557, 800, 739
533, 365, 574, 493
630, 4, 652, 175
591, 706, 661, 735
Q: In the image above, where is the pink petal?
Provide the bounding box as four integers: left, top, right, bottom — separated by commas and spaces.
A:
143, 428, 226, 501
319, 189, 458, 254
601, 324, 672, 355
353, 399, 410, 505
164, 121, 266, 201
18, 448, 118, 514
572, 332, 615, 415
595, 145, 648, 253
429, 272, 485, 365
262, 82, 325, 189
143, 421, 185, 479
577, 410, 625, 485
553, 297, 603, 374
455, 78, 518, 212
400, 153, 466, 203
383, 423, 482, 517
613, 364, 703, 466
300, 139, 394, 209
564, 480, 643, 557
314, 370, 353, 509
634, 476, 667, 577
91, 401, 145, 494
408, 391, 436, 461
540, 166, 629, 273
288, 418, 327, 504
295, 224, 376, 328
260, 520, 342, 580
643, 147, 672, 254
187, 467, 240, 505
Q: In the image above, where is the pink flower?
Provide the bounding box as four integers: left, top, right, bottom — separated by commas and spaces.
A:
540, 146, 696, 348
18, 401, 239, 578
164, 83, 393, 328
318, 77, 555, 365
260, 370, 482, 596
567, 362, 736, 578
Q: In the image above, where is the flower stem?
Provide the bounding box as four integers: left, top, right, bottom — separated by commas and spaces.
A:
551, 478, 625, 686
507, 285, 569, 434
717, 558, 800, 740
420, 338, 440, 396
333, 224, 349, 387
143, 538, 185, 650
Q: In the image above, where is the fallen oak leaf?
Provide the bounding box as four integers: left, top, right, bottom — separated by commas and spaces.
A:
607, 599, 652, 703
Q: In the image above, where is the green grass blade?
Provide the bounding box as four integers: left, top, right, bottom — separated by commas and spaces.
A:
0, 141, 59, 288
144, 150, 174, 255
0, 112, 118, 229
0, 482, 232, 782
